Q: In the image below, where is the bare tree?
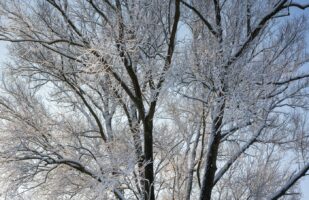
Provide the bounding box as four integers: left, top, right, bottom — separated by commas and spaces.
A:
0, 0, 308, 200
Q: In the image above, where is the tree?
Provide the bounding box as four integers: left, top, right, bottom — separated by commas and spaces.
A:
0, 0, 308, 199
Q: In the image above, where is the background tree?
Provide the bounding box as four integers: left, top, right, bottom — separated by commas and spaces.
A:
0, 0, 308, 200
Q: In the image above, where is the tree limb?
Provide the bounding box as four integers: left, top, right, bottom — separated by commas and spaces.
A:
268, 162, 309, 200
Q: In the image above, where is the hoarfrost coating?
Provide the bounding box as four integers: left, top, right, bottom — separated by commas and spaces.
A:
0, 0, 308, 200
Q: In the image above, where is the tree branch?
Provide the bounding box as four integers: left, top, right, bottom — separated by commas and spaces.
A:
283, 2, 309, 10
225, 0, 289, 68
148, 0, 181, 120
214, 125, 265, 185
180, 0, 219, 38
268, 162, 309, 200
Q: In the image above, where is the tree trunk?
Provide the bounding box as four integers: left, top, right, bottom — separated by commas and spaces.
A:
185, 123, 201, 200
143, 117, 155, 200
199, 100, 225, 200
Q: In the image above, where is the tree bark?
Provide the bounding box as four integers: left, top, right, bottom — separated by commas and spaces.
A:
199, 99, 225, 200
143, 117, 155, 200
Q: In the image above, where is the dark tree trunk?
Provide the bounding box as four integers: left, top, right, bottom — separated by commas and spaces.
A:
199, 99, 225, 200
143, 117, 155, 200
